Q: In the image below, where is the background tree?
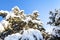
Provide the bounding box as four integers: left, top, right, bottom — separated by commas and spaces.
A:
47, 9, 60, 40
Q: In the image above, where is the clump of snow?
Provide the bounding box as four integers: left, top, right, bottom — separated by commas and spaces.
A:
1, 20, 9, 29
22, 29, 43, 40
32, 10, 39, 15
0, 23, 5, 33
23, 17, 32, 23
11, 6, 20, 12
4, 33, 21, 40
0, 10, 9, 14
32, 20, 43, 26
51, 27, 60, 37
4, 29, 43, 40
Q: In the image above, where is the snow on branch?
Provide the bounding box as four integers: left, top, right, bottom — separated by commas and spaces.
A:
0, 6, 45, 40
47, 9, 60, 40
47, 9, 60, 26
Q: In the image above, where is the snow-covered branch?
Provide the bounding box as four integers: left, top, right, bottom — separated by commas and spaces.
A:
0, 6, 46, 40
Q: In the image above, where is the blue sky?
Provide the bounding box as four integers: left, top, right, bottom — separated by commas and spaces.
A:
0, 0, 60, 32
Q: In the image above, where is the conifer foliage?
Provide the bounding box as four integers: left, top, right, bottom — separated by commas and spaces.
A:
47, 9, 60, 40
0, 6, 45, 40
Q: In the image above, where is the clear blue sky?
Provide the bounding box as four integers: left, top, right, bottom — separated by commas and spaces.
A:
0, 0, 60, 32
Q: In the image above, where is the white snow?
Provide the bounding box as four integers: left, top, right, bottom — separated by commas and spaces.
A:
11, 6, 20, 11
4, 29, 43, 40
1, 20, 9, 29
23, 16, 32, 23
48, 9, 60, 38
0, 10, 9, 13
51, 27, 60, 37
0, 23, 5, 33
4, 33, 21, 40
0, 6, 44, 40
32, 20, 42, 26
32, 10, 39, 15
55, 13, 60, 22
